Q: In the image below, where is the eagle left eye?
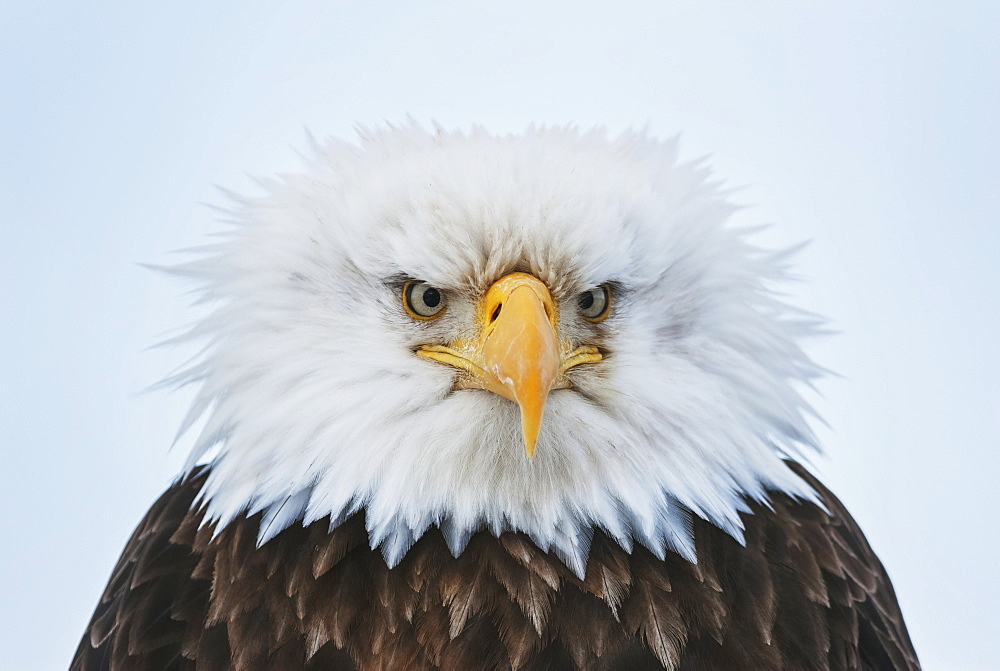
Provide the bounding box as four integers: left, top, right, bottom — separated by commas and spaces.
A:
403, 281, 447, 320
578, 285, 612, 322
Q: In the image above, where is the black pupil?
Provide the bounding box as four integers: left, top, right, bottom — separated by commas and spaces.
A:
579, 291, 595, 311
421, 287, 440, 308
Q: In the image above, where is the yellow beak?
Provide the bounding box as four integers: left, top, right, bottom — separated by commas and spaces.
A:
417, 273, 601, 457
479, 274, 561, 457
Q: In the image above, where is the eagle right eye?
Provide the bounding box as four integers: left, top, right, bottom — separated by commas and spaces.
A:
403, 281, 447, 320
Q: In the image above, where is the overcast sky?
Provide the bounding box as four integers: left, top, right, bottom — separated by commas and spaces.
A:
2, 2, 998, 669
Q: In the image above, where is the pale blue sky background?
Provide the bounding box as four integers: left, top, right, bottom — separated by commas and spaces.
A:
2, 2, 998, 669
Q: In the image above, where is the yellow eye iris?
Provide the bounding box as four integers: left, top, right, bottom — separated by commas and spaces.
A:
403, 281, 447, 320
578, 285, 611, 322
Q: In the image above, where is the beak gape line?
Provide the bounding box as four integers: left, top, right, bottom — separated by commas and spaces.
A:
417, 273, 602, 457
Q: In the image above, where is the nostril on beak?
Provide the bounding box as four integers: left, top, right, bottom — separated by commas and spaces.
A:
490, 303, 503, 324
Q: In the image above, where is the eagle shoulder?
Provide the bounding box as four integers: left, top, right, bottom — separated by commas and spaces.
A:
72, 463, 918, 670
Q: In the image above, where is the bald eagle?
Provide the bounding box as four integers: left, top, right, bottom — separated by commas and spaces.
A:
72, 125, 919, 670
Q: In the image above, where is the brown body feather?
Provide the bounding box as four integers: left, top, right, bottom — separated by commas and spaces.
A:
72, 463, 918, 670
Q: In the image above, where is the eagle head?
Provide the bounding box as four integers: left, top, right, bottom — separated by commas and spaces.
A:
173, 124, 821, 576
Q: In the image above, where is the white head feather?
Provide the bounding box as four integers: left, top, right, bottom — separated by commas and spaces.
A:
169, 124, 822, 577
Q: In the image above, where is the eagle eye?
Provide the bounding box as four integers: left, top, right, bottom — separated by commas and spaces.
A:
578, 285, 611, 322
403, 281, 447, 320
